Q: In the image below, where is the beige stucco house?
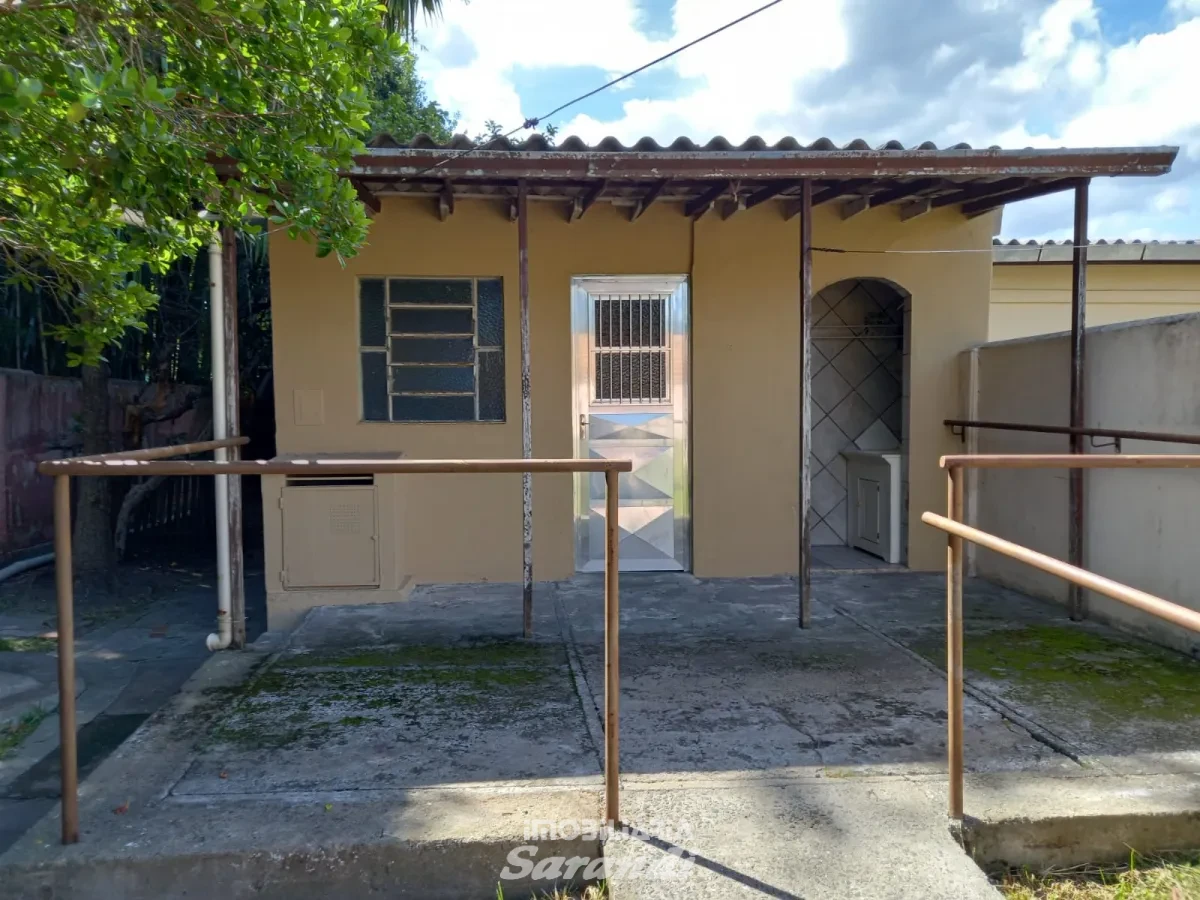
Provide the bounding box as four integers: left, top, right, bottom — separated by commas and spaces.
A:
262, 135, 1176, 629
990, 239, 1200, 340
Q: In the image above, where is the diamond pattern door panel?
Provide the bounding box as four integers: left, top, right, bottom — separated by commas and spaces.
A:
574, 278, 688, 573
587, 413, 681, 571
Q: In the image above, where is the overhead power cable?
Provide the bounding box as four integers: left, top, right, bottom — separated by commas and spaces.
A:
402, 0, 787, 180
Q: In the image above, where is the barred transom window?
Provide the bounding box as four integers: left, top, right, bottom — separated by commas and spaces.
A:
359, 277, 505, 422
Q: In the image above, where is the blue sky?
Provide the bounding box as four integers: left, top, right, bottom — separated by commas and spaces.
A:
415, 0, 1200, 239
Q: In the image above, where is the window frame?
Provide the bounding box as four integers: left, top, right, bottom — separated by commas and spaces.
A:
357, 276, 505, 424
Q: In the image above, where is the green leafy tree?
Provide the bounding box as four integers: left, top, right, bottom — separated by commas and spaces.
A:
474, 119, 558, 147
0, 0, 399, 582
367, 52, 457, 142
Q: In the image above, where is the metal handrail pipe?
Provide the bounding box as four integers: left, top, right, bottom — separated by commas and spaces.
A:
940, 454, 1200, 470
922, 512, 1200, 634
59, 436, 249, 463
944, 419, 1200, 447
39, 458, 633, 477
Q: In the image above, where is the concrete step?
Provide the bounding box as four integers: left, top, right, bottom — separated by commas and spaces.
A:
603, 778, 1001, 900
2, 790, 603, 900
958, 771, 1200, 872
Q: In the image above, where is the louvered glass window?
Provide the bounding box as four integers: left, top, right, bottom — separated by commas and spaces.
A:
358, 277, 505, 422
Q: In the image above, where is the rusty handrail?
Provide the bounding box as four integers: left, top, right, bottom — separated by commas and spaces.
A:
50, 436, 250, 464
928, 453, 1200, 825
47, 455, 630, 844
39, 457, 630, 476
945, 418, 1200, 448
923, 513, 1200, 632
941, 453, 1200, 469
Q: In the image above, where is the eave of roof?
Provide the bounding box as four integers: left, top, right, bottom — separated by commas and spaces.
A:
994, 239, 1200, 263
348, 134, 1178, 221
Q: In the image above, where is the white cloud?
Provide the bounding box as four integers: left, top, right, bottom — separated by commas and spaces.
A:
418, 0, 665, 136
1059, 19, 1200, 151
993, 0, 1099, 92
1153, 186, 1189, 213
418, 0, 845, 142
415, 0, 1200, 239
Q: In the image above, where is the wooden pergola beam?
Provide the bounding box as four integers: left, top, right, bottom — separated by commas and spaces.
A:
867, 178, 943, 207
437, 180, 454, 221
927, 177, 1029, 210
744, 179, 801, 210
1068, 179, 1089, 621
570, 179, 607, 222
353, 180, 381, 214
961, 178, 1083, 218
517, 180, 533, 638
798, 178, 813, 629
840, 194, 871, 219
630, 179, 669, 222
685, 181, 730, 220
899, 199, 932, 221
718, 181, 744, 220
782, 179, 866, 220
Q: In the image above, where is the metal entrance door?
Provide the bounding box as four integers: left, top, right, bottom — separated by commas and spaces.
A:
572, 276, 689, 572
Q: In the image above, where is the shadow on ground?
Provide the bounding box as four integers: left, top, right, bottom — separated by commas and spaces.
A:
2, 572, 1199, 899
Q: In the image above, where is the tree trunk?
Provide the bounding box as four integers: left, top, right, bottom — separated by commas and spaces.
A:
73, 361, 116, 591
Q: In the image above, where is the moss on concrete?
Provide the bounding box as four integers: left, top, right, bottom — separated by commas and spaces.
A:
0, 637, 56, 653
196, 639, 564, 751
918, 624, 1200, 721
0, 707, 48, 758
280, 639, 556, 670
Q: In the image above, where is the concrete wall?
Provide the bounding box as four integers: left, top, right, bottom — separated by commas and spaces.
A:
990, 263, 1200, 340
0, 369, 196, 559
267, 197, 994, 591
969, 313, 1200, 652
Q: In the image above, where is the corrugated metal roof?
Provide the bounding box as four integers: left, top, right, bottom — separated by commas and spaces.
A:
351, 134, 1178, 222
993, 239, 1200, 263
366, 133, 984, 153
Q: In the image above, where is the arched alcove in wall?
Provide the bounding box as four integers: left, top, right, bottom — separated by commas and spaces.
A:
810, 277, 910, 560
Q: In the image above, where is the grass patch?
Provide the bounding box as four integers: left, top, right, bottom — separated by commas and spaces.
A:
0, 636, 56, 653
998, 853, 1200, 899
496, 883, 607, 900
0, 707, 49, 758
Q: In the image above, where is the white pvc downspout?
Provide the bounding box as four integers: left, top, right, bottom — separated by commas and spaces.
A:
206, 233, 232, 652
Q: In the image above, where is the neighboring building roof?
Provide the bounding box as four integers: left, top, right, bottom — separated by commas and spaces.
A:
350, 134, 1178, 222
993, 239, 1200, 263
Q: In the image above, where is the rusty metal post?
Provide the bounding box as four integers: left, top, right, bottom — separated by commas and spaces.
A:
517, 181, 533, 638
947, 465, 965, 822
798, 178, 813, 627
54, 475, 79, 844
221, 226, 245, 648
1068, 181, 1089, 621
604, 468, 620, 824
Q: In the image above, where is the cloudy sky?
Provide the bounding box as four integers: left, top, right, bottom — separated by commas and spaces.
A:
412, 0, 1199, 240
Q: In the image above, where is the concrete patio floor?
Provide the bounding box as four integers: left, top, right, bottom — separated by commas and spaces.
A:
3, 572, 1200, 899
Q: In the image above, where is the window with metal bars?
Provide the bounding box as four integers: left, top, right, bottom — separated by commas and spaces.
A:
358, 277, 505, 422
591, 293, 670, 403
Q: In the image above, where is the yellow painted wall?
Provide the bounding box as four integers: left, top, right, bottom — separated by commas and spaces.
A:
268, 198, 995, 589
990, 264, 1200, 340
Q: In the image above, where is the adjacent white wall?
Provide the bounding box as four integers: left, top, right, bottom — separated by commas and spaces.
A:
969, 312, 1200, 653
